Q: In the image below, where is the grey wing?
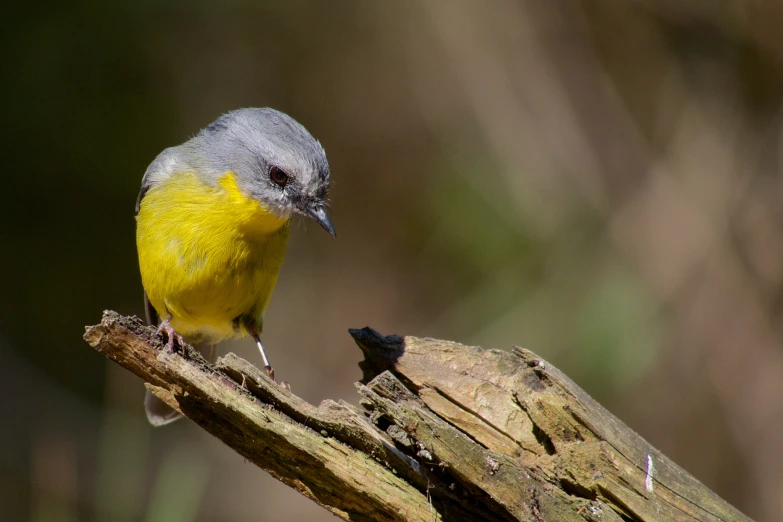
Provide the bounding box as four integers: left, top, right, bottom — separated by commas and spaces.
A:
143, 292, 158, 327
137, 145, 186, 323
135, 183, 151, 215
137, 145, 197, 426
135, 145, 184, 212
135, 182, 158, 327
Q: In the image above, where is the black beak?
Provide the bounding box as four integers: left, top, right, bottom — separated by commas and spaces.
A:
307, 205, 337, 237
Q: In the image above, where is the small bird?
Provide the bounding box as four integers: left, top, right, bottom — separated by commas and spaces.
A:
135, 108, 335, 425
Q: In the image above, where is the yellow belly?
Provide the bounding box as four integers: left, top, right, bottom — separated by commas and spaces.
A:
136, 171, 290, 343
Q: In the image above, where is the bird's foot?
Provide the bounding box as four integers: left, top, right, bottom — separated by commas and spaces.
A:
156, 316, 184, 352
261, 366, 290, 390
264, 365, 275, 382
255, 336, 288, 389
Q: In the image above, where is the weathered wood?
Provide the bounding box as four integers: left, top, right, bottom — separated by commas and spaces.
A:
84, 311, 750, 522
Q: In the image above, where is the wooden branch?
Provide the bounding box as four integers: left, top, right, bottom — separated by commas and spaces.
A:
84, 311, 749, 522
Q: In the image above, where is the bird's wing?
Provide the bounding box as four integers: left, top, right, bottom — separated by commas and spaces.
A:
135, 183, 151, 215
135, 181, 158, 326
143, 291, 158, 327
136, 146, 189, 325
138, 145, 186, 197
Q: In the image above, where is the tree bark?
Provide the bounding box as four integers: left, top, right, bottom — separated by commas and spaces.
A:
83, 311, 750, 522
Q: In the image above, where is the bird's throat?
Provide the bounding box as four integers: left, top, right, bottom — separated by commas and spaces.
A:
217, 172, 289, 236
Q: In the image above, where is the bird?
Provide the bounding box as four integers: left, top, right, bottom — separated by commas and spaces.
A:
135, 108, 335, 426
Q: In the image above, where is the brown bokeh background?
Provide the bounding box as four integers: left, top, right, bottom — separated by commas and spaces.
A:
2, 1, 782, 520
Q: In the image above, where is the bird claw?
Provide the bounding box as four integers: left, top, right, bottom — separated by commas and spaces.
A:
156, 317, 184, 352
263, 365, 290, 390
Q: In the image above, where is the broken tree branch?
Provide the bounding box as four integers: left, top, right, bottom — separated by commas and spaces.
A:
83, 311, 749, 522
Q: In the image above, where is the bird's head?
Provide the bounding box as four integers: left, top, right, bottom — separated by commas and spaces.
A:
191, 107, 335, 236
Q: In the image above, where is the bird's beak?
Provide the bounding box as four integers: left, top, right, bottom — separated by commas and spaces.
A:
306, 204, 337, 237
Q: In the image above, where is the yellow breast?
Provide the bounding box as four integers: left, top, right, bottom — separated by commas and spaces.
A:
136, 172, 290, 343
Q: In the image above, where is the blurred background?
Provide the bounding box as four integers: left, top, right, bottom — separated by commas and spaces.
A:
2, 1, 782, 520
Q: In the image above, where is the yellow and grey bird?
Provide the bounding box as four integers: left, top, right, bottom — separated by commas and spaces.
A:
135, 108, 335, 426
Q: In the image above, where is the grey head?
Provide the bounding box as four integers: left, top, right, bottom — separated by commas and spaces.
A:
144, 107, 335, 236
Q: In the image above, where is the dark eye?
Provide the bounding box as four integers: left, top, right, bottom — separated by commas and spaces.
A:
269, 166, 289, 187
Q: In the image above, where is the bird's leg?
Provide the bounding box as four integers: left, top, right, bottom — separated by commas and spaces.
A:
252, 334, 290, 389
156, 314, 184, 352
252, 334, 276, 382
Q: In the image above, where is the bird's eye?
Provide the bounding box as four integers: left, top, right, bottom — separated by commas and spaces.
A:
269, 166, 289, 187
